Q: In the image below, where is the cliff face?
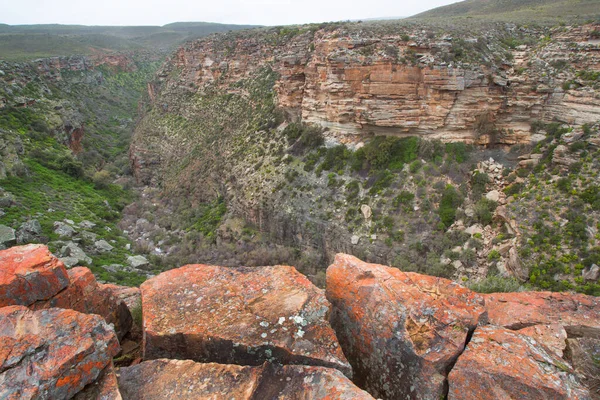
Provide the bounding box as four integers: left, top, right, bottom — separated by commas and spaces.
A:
139, 22, 600, 154
128, 22, 600, 289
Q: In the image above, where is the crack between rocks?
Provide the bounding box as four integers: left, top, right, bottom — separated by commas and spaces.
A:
440, 324, 478, 400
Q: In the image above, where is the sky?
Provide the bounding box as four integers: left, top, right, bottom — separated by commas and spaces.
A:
0, 0, 460, 26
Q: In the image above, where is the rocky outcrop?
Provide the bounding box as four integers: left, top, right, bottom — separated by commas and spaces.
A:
447, 325, 590, 399
117, 359, 374, 400
141, 264, 351, 375
326, 253, 487, 399
0, 245, 132, 340
0, 244, 70, 307
0, 306, 120, 399
31, 266, 133, 340
485, 291, 600, 336
74, 364, 122, 400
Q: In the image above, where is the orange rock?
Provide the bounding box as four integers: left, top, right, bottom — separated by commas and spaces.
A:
100, 283, 141, 311
485, 291, 600, 336
74, 363, 122, 400
326, 253, 487, 400
117, 359, 374, 399
0, 306, 120, 399
31, 267, 132, 340
448, 325, 590, 399
0, 244, 69, 307
141, 264, 351, 375
517, 324, 568, 358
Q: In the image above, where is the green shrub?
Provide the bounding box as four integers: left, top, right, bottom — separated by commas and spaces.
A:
471, 171, 490, 199
503, 182, 524, 196
438, 184, 462, 228
474, 198, 497, 225
92, 170, 112, 189
469, 276, 525, 293
393, 190, 415, 208
487, 249, 501, 261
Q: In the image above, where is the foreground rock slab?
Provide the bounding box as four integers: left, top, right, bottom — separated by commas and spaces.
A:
326, 253, 487, 400
141, 264, 350, 375
485, 292, 600, 336
117, 359, 373, 400
31, 267, 132, 340
74, 363, 122, 400
0, 244, 69, 307
0, 306, 120, 399
448, 325, 590, 400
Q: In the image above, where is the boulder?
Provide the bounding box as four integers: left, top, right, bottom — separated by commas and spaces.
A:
100, 283, 141, 311
79, 220, 97, 229
127, 255, 150, 270
0, 244, 69, 307
485, 190, 500, 202
485, 291, 600, 337
74, 363, 122, 400
0, 224, 16, 248
54, 221, 76, 238
582, 264, 600, 281
60, 241, 92, 267
517, 324, 568, 358
20, 219, 42, 235
448, 326, 590, 400
0, 306, 120, 400
16, 219, 42, 244
117, 360, 374, 400
566, 337, 600, 397
141, 264, 351, 376
31, 267, 132, 340
326, 253, 487, 399
94, 239, 114, 253
360, 204, 372, 220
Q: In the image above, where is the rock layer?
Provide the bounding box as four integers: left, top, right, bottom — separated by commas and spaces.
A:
141, 264, 350, 375
448, 325, 590, 400
117, 359, 373, 400
326, 253, 487, 399
0, 306, 120, 400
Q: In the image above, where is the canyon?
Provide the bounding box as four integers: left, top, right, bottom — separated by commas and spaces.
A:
0, 9, 600, 399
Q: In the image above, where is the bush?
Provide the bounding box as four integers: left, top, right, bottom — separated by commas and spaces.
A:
92, 170, 112, 189
468, 276, 525, 293
471, 171, 490, 199
393, 190, 415, 208
438, 185, 462, 228
474, 198, 497, 226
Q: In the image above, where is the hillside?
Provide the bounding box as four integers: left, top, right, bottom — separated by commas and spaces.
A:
413, 0, 600, 23
0, 22, 258, 61
127, 20, 600, 296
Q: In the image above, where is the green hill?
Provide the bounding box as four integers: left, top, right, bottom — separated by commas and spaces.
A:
412, 0, 600, 23
0, 22, 259, 61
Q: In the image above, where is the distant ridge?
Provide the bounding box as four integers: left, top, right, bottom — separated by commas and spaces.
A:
412, 0, 600, 23
0, 22, 259, 61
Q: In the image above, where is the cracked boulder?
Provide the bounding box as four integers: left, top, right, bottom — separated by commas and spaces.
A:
0, 306, 120, 400
141, 264, 351, 376
0, 244, 69, 307
117, 359, 373, 400
31, 266, 132, 340
74, 363, 122, 400
326, 253, 487, 400
485, 292, 600, 337
448, 326, 590, 399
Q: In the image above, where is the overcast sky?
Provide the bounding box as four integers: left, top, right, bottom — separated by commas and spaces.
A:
0, 0, 460, 26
